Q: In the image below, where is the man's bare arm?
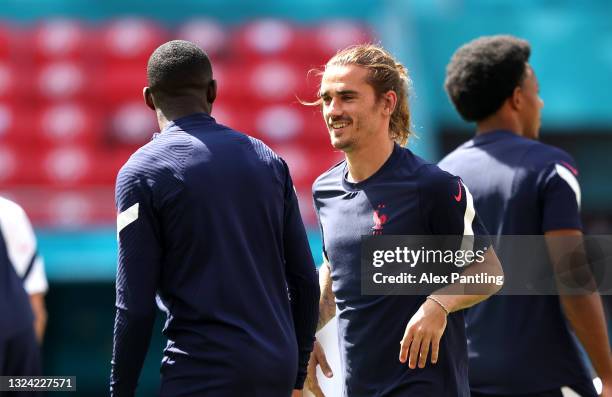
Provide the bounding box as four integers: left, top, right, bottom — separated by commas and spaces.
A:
317, 259, 335, 332
431, 245, 504, 312
400, 246, 504, 369
545, 229, 612, 392
29, 292, 47, 344
306, 258, 336, 397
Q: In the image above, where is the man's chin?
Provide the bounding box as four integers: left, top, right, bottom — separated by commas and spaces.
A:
331, 139, 353, 152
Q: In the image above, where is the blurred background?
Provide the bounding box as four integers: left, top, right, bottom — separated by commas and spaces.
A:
1, 0, 611, 395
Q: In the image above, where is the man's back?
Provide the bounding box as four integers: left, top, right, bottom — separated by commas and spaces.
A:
439, 130, 590, 394
112, 113, 318, 396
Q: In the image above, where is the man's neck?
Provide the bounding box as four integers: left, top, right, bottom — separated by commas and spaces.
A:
345, 138, 395, 183
156, 104, 211, 132
476, 114, 521, 136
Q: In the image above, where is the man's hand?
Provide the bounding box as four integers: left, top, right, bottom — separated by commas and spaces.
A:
399, 298, 447, 369
305, 340, 333, 397
292, 389, 303, 397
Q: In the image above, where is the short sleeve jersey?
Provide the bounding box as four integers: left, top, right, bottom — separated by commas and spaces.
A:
439, 130, 590, 394
313, 144, 488, 397
0, 197, 48, 295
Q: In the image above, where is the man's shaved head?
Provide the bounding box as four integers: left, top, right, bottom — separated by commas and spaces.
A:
146, 40, 213, 99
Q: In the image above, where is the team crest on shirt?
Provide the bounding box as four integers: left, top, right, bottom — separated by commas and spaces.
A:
372, 204, 388, 235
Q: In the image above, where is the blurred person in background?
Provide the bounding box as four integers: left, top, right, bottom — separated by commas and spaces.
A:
306, 44, 503, 397
440, 35, 612, 397
110, 40, 319, 397
0, 196, 48, 345
0, 197, 43, 391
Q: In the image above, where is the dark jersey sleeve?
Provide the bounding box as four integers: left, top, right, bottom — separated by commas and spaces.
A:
110, 165, 163, 397
421, 168, 488, 237
538, 157, 582, 232
281, 160, 320, 389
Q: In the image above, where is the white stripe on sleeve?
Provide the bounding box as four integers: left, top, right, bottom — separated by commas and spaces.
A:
463, 183, 475, 236
117, 203, 139, 237
555, 164, 581, 209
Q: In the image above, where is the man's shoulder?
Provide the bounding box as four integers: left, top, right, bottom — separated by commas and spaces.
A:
438, 140, 474, 169
118, 132, 196, 178
0, 196, 26, 218
523, 140, 575, 167
416, 163, 460, 196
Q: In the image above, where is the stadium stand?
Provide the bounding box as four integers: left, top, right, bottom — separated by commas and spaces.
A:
0, 17, 371, 228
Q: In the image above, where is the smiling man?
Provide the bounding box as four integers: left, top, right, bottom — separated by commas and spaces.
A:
305, 44, 503, 397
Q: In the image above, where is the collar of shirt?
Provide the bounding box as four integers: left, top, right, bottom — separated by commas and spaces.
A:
161, 112, 217, 134
341, 143, 402, 192
471, 129, 520, 146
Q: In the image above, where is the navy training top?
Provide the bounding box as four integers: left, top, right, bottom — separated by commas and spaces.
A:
0, 229, 33, 341
110, 113, 319, 397
313, 143, 489, 397
439, 130, 591, 394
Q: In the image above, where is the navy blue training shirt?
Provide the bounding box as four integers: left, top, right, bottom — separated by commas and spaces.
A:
439, 130, 591, 394
0, 229, 33, 342
313, 143, 488, 397
110, 113, 319, 397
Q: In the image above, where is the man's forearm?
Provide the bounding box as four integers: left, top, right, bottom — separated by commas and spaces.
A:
110, 307, 156, 396
561, 293, 612, 382
29, 293, 47, 344
317, 262, 336, 331
431, 246, 503, 312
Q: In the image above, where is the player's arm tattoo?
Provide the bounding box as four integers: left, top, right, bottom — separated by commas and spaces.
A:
317, 259, 336, 331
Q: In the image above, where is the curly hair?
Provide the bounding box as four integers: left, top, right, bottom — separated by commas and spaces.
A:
305, 44, 412, 146
444, 35, 531, 122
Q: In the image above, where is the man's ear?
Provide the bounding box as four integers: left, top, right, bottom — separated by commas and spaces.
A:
383, 90, 397, 116
509, 86, 522, 111
143, 87, 155, 111
207, 80, 217, 105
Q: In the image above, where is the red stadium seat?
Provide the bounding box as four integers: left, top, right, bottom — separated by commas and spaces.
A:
270, 142, 342, 186
232, 19, 310, 61
35, 61, 88, 102
35, 103, 102, 147
0, 145, 18, 184
244, 61, 311, 103
30, 19, 90, 62
42, 146, 94, 185
0, 146, 39, 185
0, 62, 32, 103
175, 19, 229, 60
268, 142, 343, 226
0, 104, 35, 145
254, 104, 305, 142
210, 101, 252, 133
93, 65, 146, 105
109, 101, 158, 147
96, 18, 169, 65
252, 103, 329, 144
311, 20, 373, 60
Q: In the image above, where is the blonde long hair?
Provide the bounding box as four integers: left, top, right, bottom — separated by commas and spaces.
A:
306, 44, 412, 146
